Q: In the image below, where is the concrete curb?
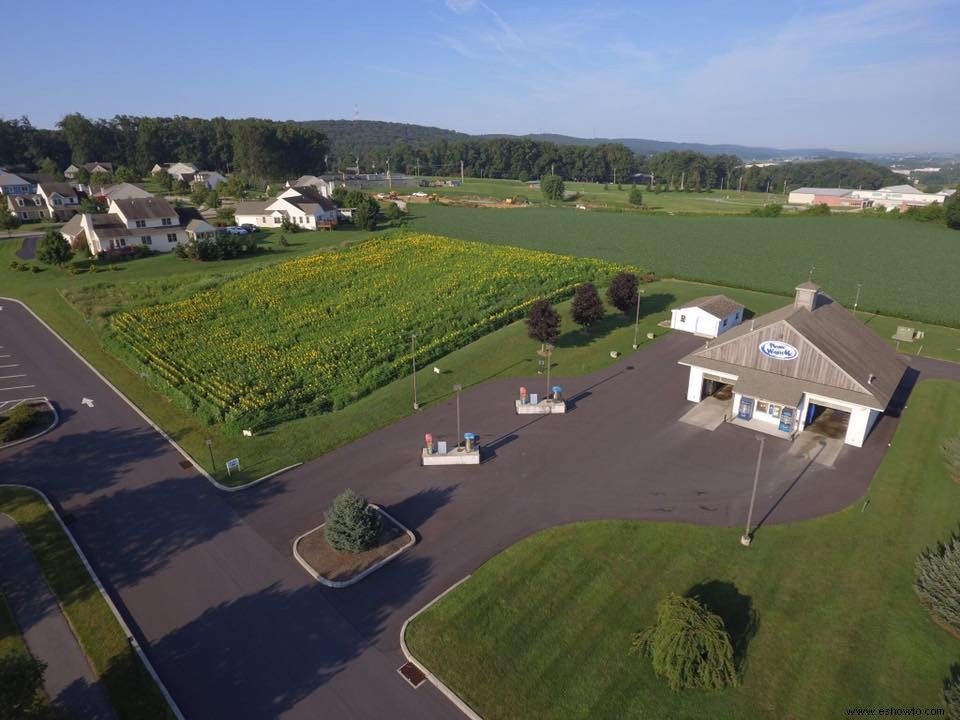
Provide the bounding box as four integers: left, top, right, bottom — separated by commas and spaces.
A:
0, 297, 299, 494
292, 504, 416, 588
0, 396, 58, 452
0, 483, 186, 720
399, 575, 482, 720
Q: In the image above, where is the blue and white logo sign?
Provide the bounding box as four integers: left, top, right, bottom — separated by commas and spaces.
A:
759, 340, 799, 360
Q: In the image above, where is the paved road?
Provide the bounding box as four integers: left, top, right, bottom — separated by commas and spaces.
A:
1, 298, 958, 720
0, 515, 117, 720
16, 235, 38, 260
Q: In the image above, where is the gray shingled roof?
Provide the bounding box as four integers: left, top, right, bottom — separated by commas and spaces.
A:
112, 197, 176, 220
791, 187, 853, 197
678, 294, 743, 319
234, 200, 271, 215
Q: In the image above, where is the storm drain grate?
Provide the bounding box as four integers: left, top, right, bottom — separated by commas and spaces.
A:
178, 460, 192, 470
398, 662, 426, 688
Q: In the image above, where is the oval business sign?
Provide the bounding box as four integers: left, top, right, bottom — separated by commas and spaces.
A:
759, 340, 799, 360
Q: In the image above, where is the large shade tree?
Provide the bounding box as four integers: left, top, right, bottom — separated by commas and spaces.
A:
526, 299, 561, 347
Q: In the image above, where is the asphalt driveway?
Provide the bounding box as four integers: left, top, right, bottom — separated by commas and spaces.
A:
0, 297, 953, 719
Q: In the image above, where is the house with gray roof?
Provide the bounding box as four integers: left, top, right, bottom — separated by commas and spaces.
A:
678, 282, 906, 447
61, 196, 188, 255
670, 295, 744, 338
234, 185, 338, 229
65, 162, 113, 180
0, 171, 34, 196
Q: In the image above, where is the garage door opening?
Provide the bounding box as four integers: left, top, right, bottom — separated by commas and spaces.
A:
701, 377, 734, 402
804, 403, 850, 440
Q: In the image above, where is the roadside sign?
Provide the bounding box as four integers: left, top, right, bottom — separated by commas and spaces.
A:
225, 457, 240, 476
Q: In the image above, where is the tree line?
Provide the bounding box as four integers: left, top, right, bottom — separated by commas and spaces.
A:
0, 114, 329, 183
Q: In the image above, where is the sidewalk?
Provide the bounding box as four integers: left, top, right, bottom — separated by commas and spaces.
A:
0, 514, 116, 720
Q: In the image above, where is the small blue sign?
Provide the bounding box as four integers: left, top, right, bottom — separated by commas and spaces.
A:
226, 458, 240, 470
779, 407, 795, 433
738, 396, 755, 420
759, 340, 799, 360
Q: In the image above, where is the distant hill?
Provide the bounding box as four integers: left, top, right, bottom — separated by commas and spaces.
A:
301, 119, 859, 162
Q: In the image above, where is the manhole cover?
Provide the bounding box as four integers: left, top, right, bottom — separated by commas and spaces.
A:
398, 662, 425, 688
178, 460, 192, 470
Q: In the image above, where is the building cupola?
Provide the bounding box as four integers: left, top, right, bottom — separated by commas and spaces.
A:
794, 281, 821, 311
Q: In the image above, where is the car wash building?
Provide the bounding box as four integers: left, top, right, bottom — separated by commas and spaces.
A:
678, 282, 907, 447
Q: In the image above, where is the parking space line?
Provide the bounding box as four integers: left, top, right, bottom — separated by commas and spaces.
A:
0, 385, 35, 392
0, 364, 19, 368
0, 374, 26, 380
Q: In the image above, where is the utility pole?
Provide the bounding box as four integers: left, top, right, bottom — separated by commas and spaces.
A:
613, 166, 617, 185
415, 158, 420, 177
460, 160, 464, 183
453, 384, 463, 449
738, 175, 743, 192
551, 162, 555, 175
632, 288, 645, 349
205, 438, 215, 470
411, 333, 419, 410
387, 158, 392, 190
741, 435, 765, 546
853, 283, 862, 313
680, 171, 685, 191
783, 179, 788, 196
544, 344, 554, 400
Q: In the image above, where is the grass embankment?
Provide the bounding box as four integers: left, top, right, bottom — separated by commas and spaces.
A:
407, 380, 960, 719
409, 203, 960, 327
0, 592, 28, 657
0, 487, 174, 720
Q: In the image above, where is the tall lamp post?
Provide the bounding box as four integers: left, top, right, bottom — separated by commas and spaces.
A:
632, 288, 646, 349
411, 333, 419, 410
741, 435, 765, 547
453, 384, 462, 449
543, 343, 554, 399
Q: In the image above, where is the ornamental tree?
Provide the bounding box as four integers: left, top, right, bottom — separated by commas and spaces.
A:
607, 271, 639, 314
631, 593, 738, 691
628, 185, 644, 206
324, 489, 382, 553
0, 653, 48, 719
571, 282, 604, 327
526, 299, 561, 346
915, 532, 960, 634
36, 230, 73, 266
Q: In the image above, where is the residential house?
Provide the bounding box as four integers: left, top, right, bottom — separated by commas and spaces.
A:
286, 175, 335, 197
61, 196, 188, 255
186, 219, 218, 241
0, 171, 34, 196
89, 182, 154, 202
151, 162, 199, 183
234, 185, 339, 229
64, 162, 113, 180
36, 182, 81, 221
193, 171, 227, 189
6, 193, 50, 222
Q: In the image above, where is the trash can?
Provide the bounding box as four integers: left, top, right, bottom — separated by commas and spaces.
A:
551, 385, 563, 401
464, 432, 476, 452
424, 433, 434, 454
519, 386, 528, 404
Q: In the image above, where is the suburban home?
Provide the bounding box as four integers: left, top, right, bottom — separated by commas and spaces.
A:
0, 171, 34, 195
61, 196, 188, 255
235, 186, 339, 229
152, 162, 198, 183
286, 175, 335, 197
64, 162, 113, 180
192, 171, 227, 189
89, 182, 154, 202
36, 182, 81, 220
670, 295, 744, 338
6, 193, 50, 221
186, 218, 218, 241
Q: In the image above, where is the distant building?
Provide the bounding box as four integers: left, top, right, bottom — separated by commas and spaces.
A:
670, 295, 744, 338
234, 185, 339, 229
0, 171, 34, 195
320, 172, 419, 190
64, 162, 113, 179
36, 182, 82, 220
787, 187, 865, 208
89, 182, 154, 201
6, 193, 50, 222
851, 184, 955, 210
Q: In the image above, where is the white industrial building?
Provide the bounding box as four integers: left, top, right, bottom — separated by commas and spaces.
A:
679, 283, 906, 447
851, 184, 955, 208
670, 295, 744, 338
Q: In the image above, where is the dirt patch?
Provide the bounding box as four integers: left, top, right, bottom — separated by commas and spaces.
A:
296, 509, 411, 584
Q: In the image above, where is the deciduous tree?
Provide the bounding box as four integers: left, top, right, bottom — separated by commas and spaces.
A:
607, 271, 638, 314
526, 299, 561, 346
571, 282, 604, 327
541, 174, 565, 201
628, 185, 644, 206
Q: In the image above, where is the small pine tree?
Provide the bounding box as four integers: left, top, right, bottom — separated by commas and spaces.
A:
324, 489, 382, 553
571, 282, 604, 327
631, 593, 738, 691
526, 299, 561, 345
628, 185, 644, 206
916, 533, 960, 634
607, 271, 639, 314
36, 230, 73, 266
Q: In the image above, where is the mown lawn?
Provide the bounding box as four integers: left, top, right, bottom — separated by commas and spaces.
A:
0, 486, 174, 720
0, 591, 28, 657
406, 380, 960, 720
409, 203, 960, 327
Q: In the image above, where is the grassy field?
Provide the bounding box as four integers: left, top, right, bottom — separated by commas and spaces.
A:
0, 486, 174, 720
104, 234, 626, 430
406, 380, 960, 719
408, 203, 960, 327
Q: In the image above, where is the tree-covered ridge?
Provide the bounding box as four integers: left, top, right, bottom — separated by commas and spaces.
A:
0, 115, 329, 182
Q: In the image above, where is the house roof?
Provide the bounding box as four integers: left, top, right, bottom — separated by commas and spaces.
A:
287, 186, 336, 211
94, 183, 153, 201
791, 187, 853, 197
60, 214, 84, 237
234, 200, 270, 215
677, 294, 743, 319
38, 182, 78, 199
186, 218, 216, 233
680, 288, 906, 410
878, 184, 923, 194
84, 162, 113, 172
112, 196, 176, 219
0, 172, 30, 186
89, 213, 131, 238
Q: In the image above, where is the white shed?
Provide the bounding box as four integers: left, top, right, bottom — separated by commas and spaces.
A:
670, 295, 744, 338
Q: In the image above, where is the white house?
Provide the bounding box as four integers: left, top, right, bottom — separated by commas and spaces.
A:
670, 295, 744, 338
64, 162, 113, 180
286, 175, 335, 197
61, 196, 188, 255
152, 162, 199, 183
36, 182, 81, 220
235, 186, 339, 229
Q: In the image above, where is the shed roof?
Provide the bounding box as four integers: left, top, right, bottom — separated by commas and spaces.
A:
677, 294, 743, 319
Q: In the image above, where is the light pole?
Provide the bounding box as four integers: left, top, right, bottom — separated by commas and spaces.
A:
741, 435, 765, 547
411, 333, 419, 410
453, 384, 462, 449
853, 283, 862, 314
543, 343, 554, 399
205, 438, 215, 470
632, 288, 645, 349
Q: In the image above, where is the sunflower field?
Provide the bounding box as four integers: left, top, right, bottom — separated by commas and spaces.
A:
106, 234, 632, 430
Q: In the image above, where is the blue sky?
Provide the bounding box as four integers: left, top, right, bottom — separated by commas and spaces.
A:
4, 0, 958, 153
